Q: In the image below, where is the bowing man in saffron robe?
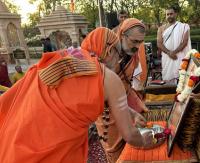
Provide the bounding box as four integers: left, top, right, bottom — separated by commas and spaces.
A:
0, 27, 154, 163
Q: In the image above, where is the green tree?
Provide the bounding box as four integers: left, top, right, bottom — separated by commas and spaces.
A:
4, 0, 19, 14
27, 12, 41, 26
187, 0, 200, 27
29, 0, 67, 15
25, 0, 200, 30
76, 0, 99, 29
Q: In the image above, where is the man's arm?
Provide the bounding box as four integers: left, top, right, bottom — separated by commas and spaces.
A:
157, 26, 171, 55
128, 108, 146, 127
172, 30, 189, 54
104, 67, 153, 147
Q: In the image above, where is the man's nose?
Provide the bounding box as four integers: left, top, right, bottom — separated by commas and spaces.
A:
134, 43, 141, 49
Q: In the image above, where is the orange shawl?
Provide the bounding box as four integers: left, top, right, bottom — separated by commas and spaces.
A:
82, 27, 126, 163
81, 27, 119, 60
116, 18, 147, 113
117, 18, 147, 85
0, 50, 104, 163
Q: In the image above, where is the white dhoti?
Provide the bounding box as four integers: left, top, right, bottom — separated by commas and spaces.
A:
161, 21, 191, 81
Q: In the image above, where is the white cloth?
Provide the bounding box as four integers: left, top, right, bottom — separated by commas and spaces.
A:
67, 46, 81, 51
161, 21, 191, 80
132, 63, 143, 91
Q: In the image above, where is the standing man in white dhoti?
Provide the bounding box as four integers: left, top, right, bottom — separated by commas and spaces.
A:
157, 5, 191, 81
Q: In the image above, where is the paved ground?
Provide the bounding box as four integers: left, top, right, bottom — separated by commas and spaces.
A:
7, 59, 39, 74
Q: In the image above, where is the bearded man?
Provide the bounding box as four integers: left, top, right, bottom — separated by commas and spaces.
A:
157, 5, 191, 81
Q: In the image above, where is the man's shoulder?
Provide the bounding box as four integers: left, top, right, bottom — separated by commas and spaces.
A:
160, 24, 167, 28
112, 25, 119, 33
177, 21, 190, 29
158, 24, 168, 33
176, 21, 189, 25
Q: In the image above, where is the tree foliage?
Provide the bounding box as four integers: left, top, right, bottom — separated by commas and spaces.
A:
3, 0, 194, 36
4, 0, 19, 14
27, 12, 41, 27
2, 0, 198, 29
76, 0, 198, 28
23, 0, 199, 29
28, 0, 66, 14
76, 0, 99, 29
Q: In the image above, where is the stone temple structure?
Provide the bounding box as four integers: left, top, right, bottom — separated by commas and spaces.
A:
37, 5, 88, 49
0, 0, 29, 63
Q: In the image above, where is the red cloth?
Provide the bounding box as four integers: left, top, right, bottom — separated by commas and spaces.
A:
0, 63, 12, 87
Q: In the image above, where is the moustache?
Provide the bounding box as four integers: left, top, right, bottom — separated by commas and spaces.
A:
167, 17, 174, 21
125, 47, 139, 56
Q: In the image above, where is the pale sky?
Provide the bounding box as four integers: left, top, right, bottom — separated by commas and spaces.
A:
14, 0, 38, 24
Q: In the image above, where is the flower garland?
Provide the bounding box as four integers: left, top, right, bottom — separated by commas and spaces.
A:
176, 49, 200, 102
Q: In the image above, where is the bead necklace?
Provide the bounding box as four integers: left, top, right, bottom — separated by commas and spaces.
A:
99, 101, 110, 142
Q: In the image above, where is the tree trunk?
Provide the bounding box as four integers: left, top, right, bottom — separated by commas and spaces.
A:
98, 0, 106, 26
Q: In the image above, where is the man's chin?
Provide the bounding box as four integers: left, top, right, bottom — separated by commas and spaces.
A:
122, 49, 137, 56
126, 52, 136, 56
127, 50, 138, 55
168, 20, 175, 24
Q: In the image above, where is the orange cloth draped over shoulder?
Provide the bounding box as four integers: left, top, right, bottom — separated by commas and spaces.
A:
81, 27, 119, 60
116, 18, 147, 113
0, 50, 104, 163
82, 27, 128, 163
138, 43, 147, 83
117, 18, 147, 84
117, 121, 192, 163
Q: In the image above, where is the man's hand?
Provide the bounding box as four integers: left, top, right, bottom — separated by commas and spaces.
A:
142, 105, 149, 113
128, 108, 147, 127
169, 51, 177, 60
142, 131, 154, 148
134, 112, 147, 127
